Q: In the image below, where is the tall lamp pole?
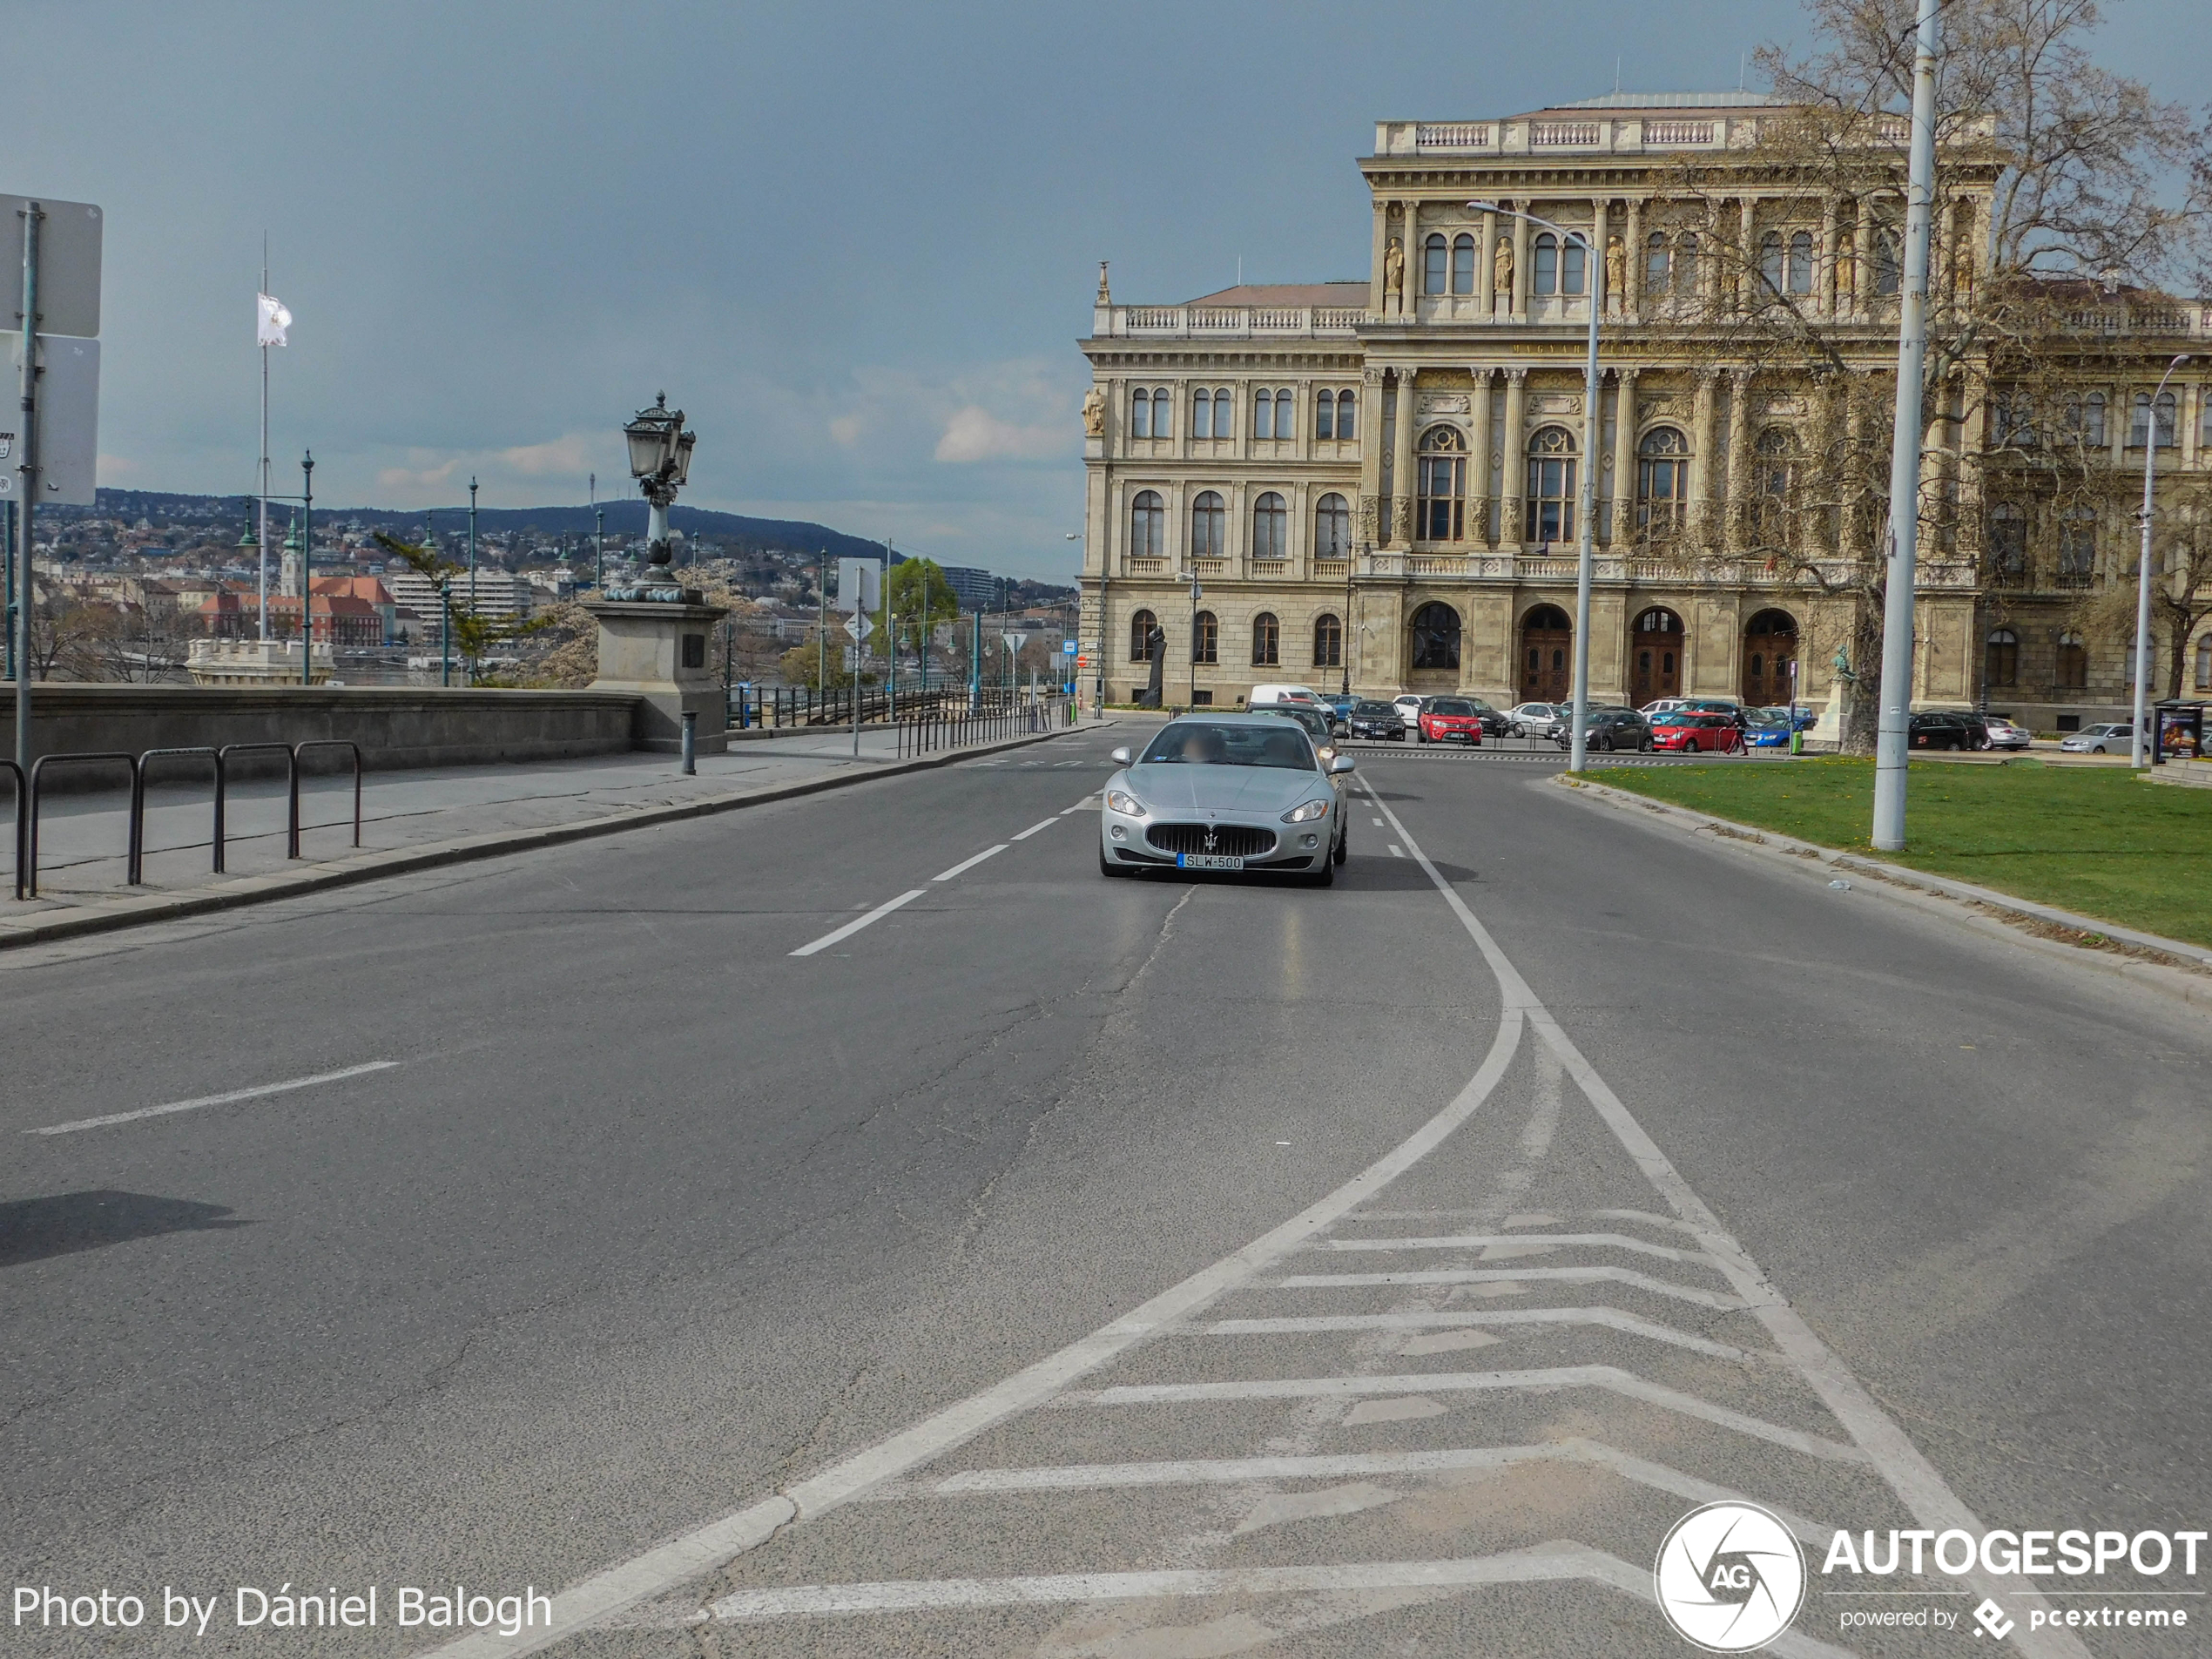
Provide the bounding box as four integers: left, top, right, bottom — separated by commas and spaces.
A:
2132, 354, 2190, 766
299, 451, 314, 684
1470, 200, 1604, 772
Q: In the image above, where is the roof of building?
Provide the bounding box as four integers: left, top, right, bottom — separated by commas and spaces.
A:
1183, 282, 1370, 307
1545, 91, 1780, 111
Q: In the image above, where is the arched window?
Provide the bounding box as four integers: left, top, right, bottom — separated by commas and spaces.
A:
1759, 231, 1785, 293
1675, 232, 1699, 294
1752, 428, 1795, 545
1635, 607, 1682, 633
1424, 233, 1448, 296
1128, 609, 1158, 663
1214, 388, 1232, 436
1451, 233, 1476, 294
1193, 610, 1218, 664
1789, 232, 1814, 294
1315, 389, 1335, 441
1251, 611, 1280, 666
1192, 387, 1214, 441
1636, 427, 1689, 538
1252, 388, 1274, 440
1525, 425, 1577, 544
1129, 489, 1164, 560
1274, 388, 1295, 439
1410, 601, 1461, 670
1251, 491, 1288, 560
1985, 628, 2020, 687
2131, 390, 2178, 448
1335, 388, 1357, 440
1314, 493, 1352, 559
1561, 234, 1586, 295
1417, 425, 1467, 541
1190, 490, 1225, 559
1988, 502, 2027, 578
2196, 634, 2211, 691
2203, 388, 2212, 449
2057, 631, 2087, 689
2058, 508, 2097, 586
1312, 613, 1343, 668
1645, 232, 1671, 293
1533, 232, 1559, 296
2076, 391, 2108, 448
1131, 387, 1152, 440
1872, 226, 1901, 295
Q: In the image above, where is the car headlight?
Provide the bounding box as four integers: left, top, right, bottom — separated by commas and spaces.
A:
1105, 789, 1146, 816
1281, 798, 1330, 823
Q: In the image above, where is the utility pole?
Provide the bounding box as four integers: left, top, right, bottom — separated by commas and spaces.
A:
816, 547, 826, 695
1870, 0, 1944, 850
299, 451, 314, 684
590, 471, 603, 589
16, 199, 43, 780
259, 235, 271, 643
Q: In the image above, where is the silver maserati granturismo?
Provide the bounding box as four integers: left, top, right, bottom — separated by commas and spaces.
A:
1098, 714, 1354, 886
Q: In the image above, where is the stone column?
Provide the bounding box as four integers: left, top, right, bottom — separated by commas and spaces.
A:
586, 598, 732, 753
1818, 196, 1839, 317
1737, 198, 1757, 313
1610, 368, 1639, 551
1404, 199, 1421, 308
1357, 366, 1386, 549
1689, 369, 1720, 551
1501, 368, 1528, 548
1368, 199, 1392, 317
1843, 372, 1870, 557
1723, 369, 1754, 554
1390, 371, 1418, 546
1623, 199, 1645, 318
1469, 368, 1496, 548
1478, 209, 1499, 318
1511, 207, 1532, 318
2109, 381, 2126, 469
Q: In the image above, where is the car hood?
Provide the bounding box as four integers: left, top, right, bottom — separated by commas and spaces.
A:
1123, 764, 1326, 815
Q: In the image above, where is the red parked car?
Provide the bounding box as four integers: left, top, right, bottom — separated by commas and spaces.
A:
1418, 697, 1486, 745
1650, 711, 1745, 754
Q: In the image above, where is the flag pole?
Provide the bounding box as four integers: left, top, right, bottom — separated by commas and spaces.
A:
259, 235, 271, 643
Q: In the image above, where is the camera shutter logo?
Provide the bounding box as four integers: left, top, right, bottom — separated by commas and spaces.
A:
1654, 1501, 1806, 1651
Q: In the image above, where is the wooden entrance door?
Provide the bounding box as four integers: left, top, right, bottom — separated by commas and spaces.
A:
1742, 610, 1798, 706
1519, 605, 1572, 702
1630, 608, 1683, 706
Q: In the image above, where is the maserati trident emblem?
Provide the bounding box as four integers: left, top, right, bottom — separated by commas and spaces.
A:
1204, 826, 1218, 853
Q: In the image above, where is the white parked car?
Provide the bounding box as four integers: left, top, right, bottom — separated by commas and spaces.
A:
1505, 701, 1565, 738
1393, 693, 1426, 732
2058, 722, 2132, 753
1983, 717, 2034, 751
1248, 683, 1324, 710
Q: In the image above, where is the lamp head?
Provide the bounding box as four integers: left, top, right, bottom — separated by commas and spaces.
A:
1467, 199, 1498, 213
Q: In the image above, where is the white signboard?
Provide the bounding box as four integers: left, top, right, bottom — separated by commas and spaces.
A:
0, 196, 103, 338
3, 334, 98, 504
835, 557, 880, 614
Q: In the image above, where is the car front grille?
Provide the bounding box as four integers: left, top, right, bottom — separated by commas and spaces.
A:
1145, 822, 1277, 858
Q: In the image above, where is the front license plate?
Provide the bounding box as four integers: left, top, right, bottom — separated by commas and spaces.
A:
1177, 853, 1244, 870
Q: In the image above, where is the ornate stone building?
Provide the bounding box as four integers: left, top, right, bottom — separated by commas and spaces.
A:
1076, 92, 2212, 727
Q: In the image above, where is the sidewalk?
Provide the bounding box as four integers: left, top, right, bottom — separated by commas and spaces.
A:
3, 720, 1089, 948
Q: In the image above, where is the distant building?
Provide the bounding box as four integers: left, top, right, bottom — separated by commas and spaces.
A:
381, 568, 533, 624
941, 564, 997, 613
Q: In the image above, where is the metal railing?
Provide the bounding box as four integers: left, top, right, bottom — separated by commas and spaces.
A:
895, 694, 1071, 758
293, 742, 364, 856
2, 759, 24, 900
217, 744, 301, 860
138, 747, 219, 873
28, 752, 142, 897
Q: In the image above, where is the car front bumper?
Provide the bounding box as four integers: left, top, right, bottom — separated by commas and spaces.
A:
1101, 807, 1332, 872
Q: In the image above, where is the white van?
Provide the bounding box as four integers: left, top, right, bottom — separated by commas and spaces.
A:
1248, 684, 1324, 709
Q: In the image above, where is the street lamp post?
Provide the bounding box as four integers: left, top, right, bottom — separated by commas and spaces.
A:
610, 392, 698, 603
2132, 353, 2190, 767
1469, 200, 1604, 772
1343, 547, 1357, 698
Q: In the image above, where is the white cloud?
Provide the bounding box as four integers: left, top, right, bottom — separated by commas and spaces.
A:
934, 405, 1067, 463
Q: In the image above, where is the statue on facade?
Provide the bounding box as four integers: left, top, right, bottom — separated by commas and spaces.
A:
1082, 385, 1106, 437
1831, 644, 1856, 683
1383, 239, 1405, 303
1604, 234, 1626, 311
1493, 238, 1514, 304
1835, 233, 1857, 308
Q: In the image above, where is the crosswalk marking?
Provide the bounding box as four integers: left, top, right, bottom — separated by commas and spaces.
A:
1270, 1261, 1749, 1308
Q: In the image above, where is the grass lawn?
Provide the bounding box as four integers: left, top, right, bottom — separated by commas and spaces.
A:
1590, 757, 2212, 948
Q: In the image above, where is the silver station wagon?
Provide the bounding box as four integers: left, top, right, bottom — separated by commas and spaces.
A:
1099, 715, 1354, 886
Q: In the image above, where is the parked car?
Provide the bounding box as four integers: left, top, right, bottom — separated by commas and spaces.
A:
1248, 683, 1325, 711
1462, 697, 1512, 737
1345, 698, 1406, 740
1757, 704, 1820, 732
1555, 706, 1654, 752
1393, 693, 1426, 732
1418, 696, 1487, 745
1649, 710, 1744, 753
1324, 691, 1359, 725
1908, 710, 1991, 751
1506, 701, 1565, 738
1100, 715, 1352, 884
1679, 697, 1749, 726
2058, 721, 2132, 754
1982, 716, 2034, 751
1259, 702, 1339, 761
1744, 713, 1793, 748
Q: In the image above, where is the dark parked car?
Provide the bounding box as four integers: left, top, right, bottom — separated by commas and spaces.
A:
1345, 698, 1406, 740
1462, 697, 1512, 737
1554, 706, 1653, 752
1908, 710, 1990, 751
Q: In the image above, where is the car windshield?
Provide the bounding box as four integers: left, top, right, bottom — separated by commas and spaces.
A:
1429, 698, 1474, 715
1265, 707, 1330, 738
1140, 722, 1316, 770
1352, 701, 1395, 716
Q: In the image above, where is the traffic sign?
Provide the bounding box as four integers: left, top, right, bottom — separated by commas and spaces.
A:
0, 196, 103, 338
4, 334, 98, 504
1001, 631, 1022, 654
1061, 639, 1077, 655
844, 610, 874, 641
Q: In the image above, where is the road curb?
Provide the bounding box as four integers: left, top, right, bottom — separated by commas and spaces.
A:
0, 721, 1097, 953
1549, 772, 2212, 1008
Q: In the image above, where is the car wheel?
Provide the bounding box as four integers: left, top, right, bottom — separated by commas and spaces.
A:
1640, 737, 1654, 752
1099, 846, 1134, 879
1601, 733, 1616, 753
1307, 856, 1336, 887
1683, 738, 1699, 753
1333, 826, 1348, 866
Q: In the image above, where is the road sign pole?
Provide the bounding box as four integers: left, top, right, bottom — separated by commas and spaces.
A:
16, 199, 41, 782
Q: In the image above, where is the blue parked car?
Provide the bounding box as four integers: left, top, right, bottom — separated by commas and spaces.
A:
1325, 691, 1359, 722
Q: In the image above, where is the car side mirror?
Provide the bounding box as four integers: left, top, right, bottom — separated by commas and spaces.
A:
1328, 754, 1356, 774
1109, 747, 1133, 765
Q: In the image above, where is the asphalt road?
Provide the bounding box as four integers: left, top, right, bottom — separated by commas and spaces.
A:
4, 722, 2207, 1658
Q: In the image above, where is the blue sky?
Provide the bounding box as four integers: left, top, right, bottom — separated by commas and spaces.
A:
5, 0, 2204, 577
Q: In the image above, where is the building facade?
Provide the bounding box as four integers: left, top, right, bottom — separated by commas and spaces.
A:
1077, 94, 2212, 727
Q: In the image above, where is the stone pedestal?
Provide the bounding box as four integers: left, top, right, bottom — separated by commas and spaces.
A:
186, 637, 336, 685
585, 599, 730, 753
1809, 678, 1846, 745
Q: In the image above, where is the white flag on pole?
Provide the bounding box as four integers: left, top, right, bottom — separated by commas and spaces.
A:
257, 293, 292, 348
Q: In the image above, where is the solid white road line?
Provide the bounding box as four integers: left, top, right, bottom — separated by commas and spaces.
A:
1271, 1263, 1745, 1309
1315, 1231, 1716, 1264
1070, 1366, 1866, 1462
931, 844, 1008, 881
1203, 1307, 1769, 1362
788, 890, 928, 957
27, 1062, 402, 1136
1009, 818, 1058, 841
416, 1007, 1530, 1659
1357, 777, 2093, 1658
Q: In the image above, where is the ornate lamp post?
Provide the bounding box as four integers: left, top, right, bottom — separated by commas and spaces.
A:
610, 392, 698, 603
